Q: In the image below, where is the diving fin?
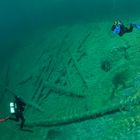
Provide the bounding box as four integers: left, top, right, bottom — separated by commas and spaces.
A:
132, 23, 140, 29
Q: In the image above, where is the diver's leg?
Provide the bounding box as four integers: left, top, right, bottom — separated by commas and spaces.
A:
124, 24, 133, 33
20, 113, 25, 129
20, 119, 25, 129
15, 113, 20, 121
9, 113, 19, 121
129, 24, 133, 32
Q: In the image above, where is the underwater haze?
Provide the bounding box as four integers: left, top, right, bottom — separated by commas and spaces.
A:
0, 0, 139, 68
0, 0, 140, 41
0, 0, 139, 66
1, 0, 140, 139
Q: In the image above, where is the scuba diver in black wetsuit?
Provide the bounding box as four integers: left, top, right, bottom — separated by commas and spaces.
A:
10, 96, 26, 129
111, 20, 140, 36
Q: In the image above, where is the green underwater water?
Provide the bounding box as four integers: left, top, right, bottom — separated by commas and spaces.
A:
0, 0, 140, 140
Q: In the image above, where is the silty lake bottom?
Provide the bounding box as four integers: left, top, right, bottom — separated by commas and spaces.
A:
0, 1, 140, 139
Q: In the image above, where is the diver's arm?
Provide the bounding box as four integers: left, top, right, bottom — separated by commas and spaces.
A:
20, 99, 26, 106
111, 25, 116, 31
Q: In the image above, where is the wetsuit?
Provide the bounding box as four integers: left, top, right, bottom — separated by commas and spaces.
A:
10, 96, 26, 129
15, 97, 26, 129
112, 23, 133, 36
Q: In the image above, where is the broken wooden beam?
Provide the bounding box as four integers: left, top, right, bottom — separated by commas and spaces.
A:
27, 101, 45, 112
17, 75, 32, 85
68, 49, 88, 89
77, 32, 91, 50
26, 88, 140, 128
44, 81, 85, 98
25, 104, 125, 128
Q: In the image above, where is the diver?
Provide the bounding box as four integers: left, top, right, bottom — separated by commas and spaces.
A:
9, 96, 26, 129
111, 20, 140, 36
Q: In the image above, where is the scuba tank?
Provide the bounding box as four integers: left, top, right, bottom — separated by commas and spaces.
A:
114, 24, 121, 34
10, 102, 16, 114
